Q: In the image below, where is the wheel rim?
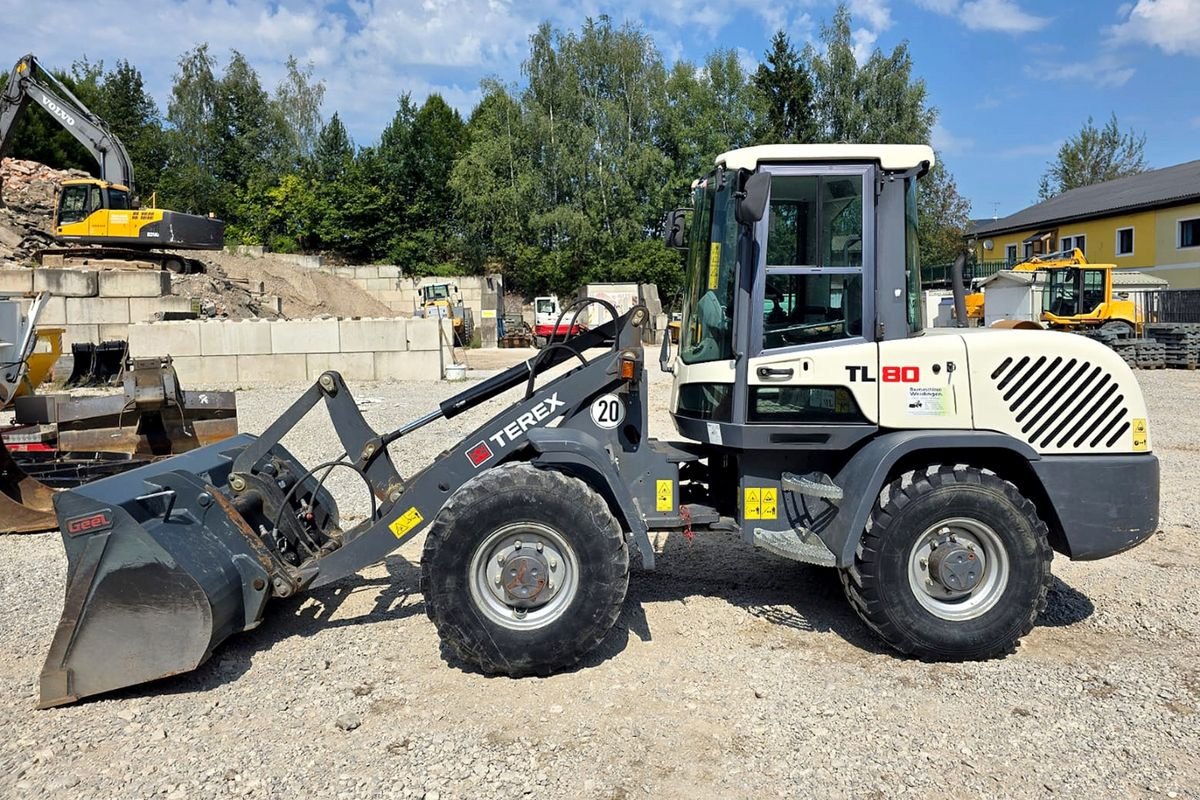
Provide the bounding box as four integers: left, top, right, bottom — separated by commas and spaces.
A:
467, 522, 580, 631
907, 517, 1009, 621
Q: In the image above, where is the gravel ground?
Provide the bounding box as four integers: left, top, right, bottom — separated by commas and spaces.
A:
1, 363, 1198, 799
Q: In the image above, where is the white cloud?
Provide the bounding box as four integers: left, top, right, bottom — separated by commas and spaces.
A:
916, 0, 1051, 34
1022, 56, 1136, 89
932, 122, 974, 156
1109, 0, 1200, 56
850, 0, 893, 33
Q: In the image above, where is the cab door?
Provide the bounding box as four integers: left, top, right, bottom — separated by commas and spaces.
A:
744, 167, 880, 429
85, 184, 107, 239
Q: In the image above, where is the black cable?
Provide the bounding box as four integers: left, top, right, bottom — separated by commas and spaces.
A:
266, 456, 378, 555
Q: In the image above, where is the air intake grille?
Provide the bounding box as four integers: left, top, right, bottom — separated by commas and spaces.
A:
990, 355, 1130, 450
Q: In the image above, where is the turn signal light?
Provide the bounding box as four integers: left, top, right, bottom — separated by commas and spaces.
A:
619, 351, 637, 381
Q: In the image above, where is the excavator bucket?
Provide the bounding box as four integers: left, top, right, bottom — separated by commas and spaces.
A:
38, 434, 330, 708
0, 438, 57, 534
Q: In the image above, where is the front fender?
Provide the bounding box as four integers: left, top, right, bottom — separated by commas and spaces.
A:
525, 428, 655, 569
816, 431, 1041, 568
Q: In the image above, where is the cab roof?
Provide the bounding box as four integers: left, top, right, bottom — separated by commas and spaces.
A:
716, 144, 935, 173
61, 178, 129, 191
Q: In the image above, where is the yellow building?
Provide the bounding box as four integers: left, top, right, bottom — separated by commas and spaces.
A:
971, 160, 1200, 288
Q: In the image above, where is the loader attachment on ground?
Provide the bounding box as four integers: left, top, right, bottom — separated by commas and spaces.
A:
38, 434, 337, 708
0, 437, 57, 534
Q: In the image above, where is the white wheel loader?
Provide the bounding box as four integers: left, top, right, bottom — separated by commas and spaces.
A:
35, 145, 1158, 707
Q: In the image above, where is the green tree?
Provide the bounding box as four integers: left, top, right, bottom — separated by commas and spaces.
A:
751, 31, 818, 143
92, 59, 168, 199
917, 161, 971, 266
274, 56, 325, 167
160, 45, 221, 215
1038, 113, 1147, 199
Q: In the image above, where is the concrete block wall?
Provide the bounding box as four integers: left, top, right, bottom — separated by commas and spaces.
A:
129, 316, 452, 387
0, 266, 188, 347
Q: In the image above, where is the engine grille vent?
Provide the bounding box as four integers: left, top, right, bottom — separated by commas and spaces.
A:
990, 355, 1130, 450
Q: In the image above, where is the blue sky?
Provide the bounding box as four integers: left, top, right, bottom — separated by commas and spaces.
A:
2, 0, 1197, 218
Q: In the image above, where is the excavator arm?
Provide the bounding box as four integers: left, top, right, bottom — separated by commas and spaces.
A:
0, 54, 134, 192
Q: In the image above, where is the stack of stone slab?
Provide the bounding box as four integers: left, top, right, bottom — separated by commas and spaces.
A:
0, 267, 192, 346
1145, 323, 1200, 369
127, 316, 452, 386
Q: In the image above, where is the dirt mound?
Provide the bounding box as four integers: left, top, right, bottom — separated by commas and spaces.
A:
201, 250, 397, 319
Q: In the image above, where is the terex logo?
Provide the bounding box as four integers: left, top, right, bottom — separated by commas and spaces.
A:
65, 510, 113, 536
488, 393, 566, 449
36, 92, 75, 127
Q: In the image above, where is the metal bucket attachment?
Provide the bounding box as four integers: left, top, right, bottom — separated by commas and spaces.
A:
0, 438, 57, 534
38, 434, 315, 708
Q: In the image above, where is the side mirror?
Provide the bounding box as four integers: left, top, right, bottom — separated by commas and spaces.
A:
659, 327, 674, 373
663, 209, 688, 251
735, 171, 771, 226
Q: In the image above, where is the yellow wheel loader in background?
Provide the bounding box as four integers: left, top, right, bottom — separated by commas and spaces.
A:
415, 282, 474, 345
33, 145, 1159, 709
0, 54, 224, 272
966, 249, 1141, 334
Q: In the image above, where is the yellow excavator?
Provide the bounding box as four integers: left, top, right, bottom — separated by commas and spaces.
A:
0, 54, 223, 272
966, 249, 1140, 335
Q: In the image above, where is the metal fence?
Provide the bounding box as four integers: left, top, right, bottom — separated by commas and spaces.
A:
920, 259, 1011, 287
1137, 289, 1200, 324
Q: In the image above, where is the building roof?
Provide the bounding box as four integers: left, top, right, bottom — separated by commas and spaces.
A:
976, 160, 1200, 237
717, 144, 935, 173
979, 270, 1038, 288
1112, 270, 1169, 288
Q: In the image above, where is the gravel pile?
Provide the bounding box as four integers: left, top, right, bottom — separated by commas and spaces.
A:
1, 366, 1197, 798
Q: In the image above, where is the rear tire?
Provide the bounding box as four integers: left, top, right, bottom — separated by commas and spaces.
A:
840, 466, 1052, 661
421, 463, 629, 676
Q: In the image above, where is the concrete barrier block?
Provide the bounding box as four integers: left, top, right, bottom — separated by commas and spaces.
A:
374, 350, 443, 381
306, 352, 375, 382
377, 265, 402, 278
98, 270, 171, 298
364, 277, 397, 293
128, 296, 196, 322
65, 297, 131, 325
33, 268, 98, 297
0, 269, 33, 294
63, 324, 99, 346
339, 318, 407, 353
170, 355, 238, 387
270, 318, 339, 354
237, 354, 307, 384
99, 324, 130, 342
33, 295, 67, 326
128, 321, 203, 357
407, 318, 450, 351
334, 267, 358, 279
200, 319, 273, 356
353, 266, 380, 280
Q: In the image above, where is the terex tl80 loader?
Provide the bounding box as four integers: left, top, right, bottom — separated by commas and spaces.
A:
37, 145, 1159, 707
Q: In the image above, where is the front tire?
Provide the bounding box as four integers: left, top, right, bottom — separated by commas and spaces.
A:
421, 463, 629, 676
840, 466, 1052, 661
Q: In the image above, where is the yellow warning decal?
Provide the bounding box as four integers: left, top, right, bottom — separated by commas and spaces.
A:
760, 488, 778, 520
389, 507, 425, 539
656, 479, 674, 512
708, 242, 721, 289
744, 487, 778, 521
744, 487, 760, 520
1132, 417, 1149, 451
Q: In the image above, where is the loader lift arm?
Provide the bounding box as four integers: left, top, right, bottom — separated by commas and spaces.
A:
0, 54, 134, 191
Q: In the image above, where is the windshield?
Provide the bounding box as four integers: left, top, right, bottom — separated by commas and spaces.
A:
679, 172, 737, 364
423, 285, 451, 300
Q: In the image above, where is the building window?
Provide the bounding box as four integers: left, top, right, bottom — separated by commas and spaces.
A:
1116, 227, 1134, 256
1005, 244, 1018, 264
1061, 234, 1086, 256
1180, 218, 1200, 249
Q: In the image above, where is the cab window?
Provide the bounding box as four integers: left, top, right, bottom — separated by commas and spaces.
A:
761, 174, 865, 350
108, 188, 130, 210
87, 185, 103, 213
58, 185, 90, 224
1081, 269, 1105, 312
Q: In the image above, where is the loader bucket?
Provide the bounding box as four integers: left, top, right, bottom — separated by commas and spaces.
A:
0, 438, 57, 534
38, 434, 310, 708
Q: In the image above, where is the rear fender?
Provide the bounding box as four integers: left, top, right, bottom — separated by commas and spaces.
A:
815, 431, 1041, 568
525, 427, 655, 569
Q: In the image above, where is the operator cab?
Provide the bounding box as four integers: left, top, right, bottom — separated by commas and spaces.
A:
665, 144, 935, 449
56, 179, 133, 229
